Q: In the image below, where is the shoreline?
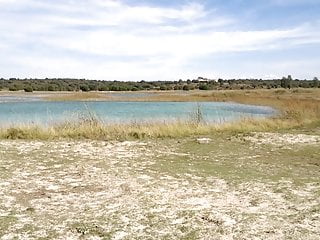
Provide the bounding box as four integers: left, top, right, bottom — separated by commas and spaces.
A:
0, 88, 319, 140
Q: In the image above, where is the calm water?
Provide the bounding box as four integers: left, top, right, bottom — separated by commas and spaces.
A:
0, 101, 276, 125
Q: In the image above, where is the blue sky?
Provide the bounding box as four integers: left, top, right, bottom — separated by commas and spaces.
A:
0, 0, 319, 81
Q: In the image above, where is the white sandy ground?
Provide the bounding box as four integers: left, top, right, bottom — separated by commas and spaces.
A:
243, 132, 320, 146
0, 135, 319, 239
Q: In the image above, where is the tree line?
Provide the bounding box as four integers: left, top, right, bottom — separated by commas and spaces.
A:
0, 76, 318, 92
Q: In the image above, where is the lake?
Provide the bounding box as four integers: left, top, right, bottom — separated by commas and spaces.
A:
0, 100, 276, 126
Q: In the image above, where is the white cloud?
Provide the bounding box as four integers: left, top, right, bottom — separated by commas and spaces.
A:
269, 0, 319, 6
0, 0, 319, 80
0, 0, 17, 3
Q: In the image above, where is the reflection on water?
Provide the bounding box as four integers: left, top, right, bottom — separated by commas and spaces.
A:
0, 101, 277, 126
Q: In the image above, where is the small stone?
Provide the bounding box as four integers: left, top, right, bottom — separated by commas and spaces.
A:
196, 138, 211, 144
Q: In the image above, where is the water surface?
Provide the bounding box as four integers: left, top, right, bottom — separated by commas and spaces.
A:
0, 101, 276, 126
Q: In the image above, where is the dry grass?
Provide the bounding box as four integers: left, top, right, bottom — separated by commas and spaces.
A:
0, 89, 319, 140
45, 92, 114, 101
193, 88, 320, 127
0, 118, 315, 141
0, 122, 214, 140
1, 136, 319, 239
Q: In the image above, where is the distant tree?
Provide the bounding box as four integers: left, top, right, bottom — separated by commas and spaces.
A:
24, 86, 33, 92
109, 85, 119, 91
280, 77, 286, 88
160, 85, 167, 91
47, 85, 55, 91
9, 86, 19, 91
98, 85, 109, 91
183, 85, 190, 91
80, 85, 90, 92
1, 76, 318, 93
281, 75, 292, 89
165, 85, 173, 90
141, 83, 152, 90
199, 84, 209, 90
313, 77, 319, 88
301, 81, 311, 88
88, 83, 98, 91
9, 83, 23, 91
174, 85, 182, 90
287, 75, 292, 89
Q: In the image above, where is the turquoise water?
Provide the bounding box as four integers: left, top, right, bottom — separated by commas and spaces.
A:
0, 101, 276, 126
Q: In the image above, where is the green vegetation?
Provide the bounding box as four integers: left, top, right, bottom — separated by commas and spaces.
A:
0, 75, 319, 92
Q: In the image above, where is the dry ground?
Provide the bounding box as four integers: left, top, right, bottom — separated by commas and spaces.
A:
0, 131, 319, 240
1, 88, 319, 103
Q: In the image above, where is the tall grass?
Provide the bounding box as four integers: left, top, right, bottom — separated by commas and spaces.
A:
0, 116, 315, 140
0, 89, 319, 140
188, 103, 205, 125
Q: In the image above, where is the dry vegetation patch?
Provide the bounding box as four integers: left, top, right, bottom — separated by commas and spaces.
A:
0, 134, 319, 239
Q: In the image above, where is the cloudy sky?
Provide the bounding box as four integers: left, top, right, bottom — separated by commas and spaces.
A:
0, 0, 319, 81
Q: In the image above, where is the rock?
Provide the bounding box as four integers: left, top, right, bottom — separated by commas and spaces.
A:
196, 138, 211, 144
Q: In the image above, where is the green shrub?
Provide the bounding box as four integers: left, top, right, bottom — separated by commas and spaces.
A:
199, 84, 209, 90
24, 86, 33, 92
9, 86, 19, 91
183, 85, 190, 91
80, 85, 90, 92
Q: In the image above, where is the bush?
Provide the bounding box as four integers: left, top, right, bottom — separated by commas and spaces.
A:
98, 86, 109, 91
24, 86, 33, 92
89, 84, 98, 91
9, 86, 19, 91
160, 85, 167, 91
5, 128, 28, 139
199, 84, 209, 90
183, 85, 190, 91
80, 85, 90, 92
48, 85, 55, 91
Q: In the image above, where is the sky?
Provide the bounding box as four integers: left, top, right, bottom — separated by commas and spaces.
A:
0, 0, 319, 81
